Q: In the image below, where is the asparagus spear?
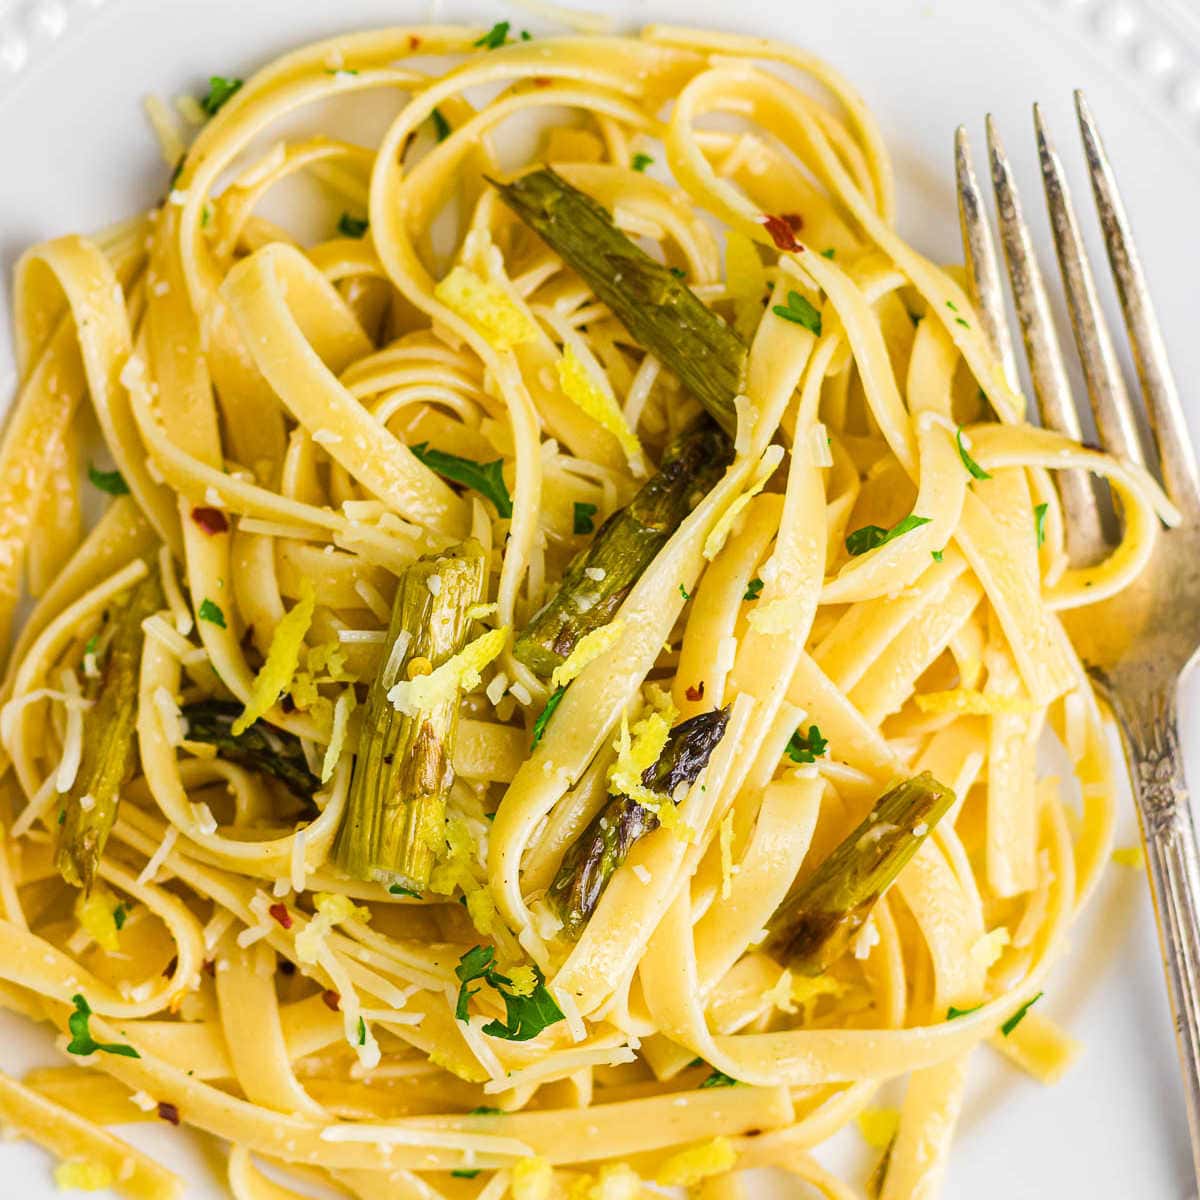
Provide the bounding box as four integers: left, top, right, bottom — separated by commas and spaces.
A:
57, 569, 164, 891
766, 772, 955, 974
180, 699, 320, 803
332, 542, 487, 891
490, 168, 747, 435
549, 706, 730, 939
515, 421, 732, 676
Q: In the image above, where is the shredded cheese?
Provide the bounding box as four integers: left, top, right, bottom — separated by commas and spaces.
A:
607, 692, 677, 806
387, 626, 508, 716
557, 346, 644, 474
435, 266, 538, 351
321, 687, 356, 783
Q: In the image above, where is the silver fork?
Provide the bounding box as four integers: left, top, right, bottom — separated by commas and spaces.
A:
956, 94, 1200, 1184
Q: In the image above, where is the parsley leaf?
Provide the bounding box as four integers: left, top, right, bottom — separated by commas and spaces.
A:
431, 107, 451, 142
744, 578, 763, 601
699, 1069, 740, 1088
946, 1004, 982, 1020
469, 1106, 502, 1115
337, 212, 368, 238
631, 152, 654, 172
388, 884, 422, 898
410, 443, 512, 519
668, 266, 687, 279
480, 965, 564, 1042
531, 685, 566, 747
66, 994, 140, 1059
679, 583, 692, 601
88, 463, 129, 496
455, 945, 505, 1021
474, 21, 510, 49
932, 550, 944, 562
845, 514, 931, 557
452, 1170, 481, 1179
785, 724, 828, 764
955, 428, 991, 480
113, 904, 129, 931
573, 501, 598, 535
201, 76, 242, 116
772, 290, 822, 335
1034, 502, 1049, 548
1001, 992, 1043, 1037
357, 1016, 367, 1046
198, 598, 226, 628
820, 247, 836, 259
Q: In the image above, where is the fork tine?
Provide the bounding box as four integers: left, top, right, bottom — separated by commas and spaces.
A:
1075, 91, 1200, 513
1034, 103, 1145, 468
984, 114, 1106, 557
955, 126, 1020, 393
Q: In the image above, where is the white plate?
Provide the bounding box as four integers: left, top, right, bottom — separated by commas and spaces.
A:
1, 0, 1199, 1196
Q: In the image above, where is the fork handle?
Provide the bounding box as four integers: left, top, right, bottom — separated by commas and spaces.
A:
1111, 683, 1200, 1185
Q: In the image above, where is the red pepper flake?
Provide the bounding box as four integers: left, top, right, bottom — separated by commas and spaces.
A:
202, 959, 215, 976
156, 1101, 180, 1126
533, 76, 552, 87
781, 212, 804, 233
190, 506, 228, 535
268, 903, 293, 930
408, 34, 422, 49
685, 682, 705, 702
762, 214, 803, 253
321, 989, 341, 1012
280, 694, 296, 714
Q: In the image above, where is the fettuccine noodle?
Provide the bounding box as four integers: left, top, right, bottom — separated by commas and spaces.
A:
0, 18, 1172, 1200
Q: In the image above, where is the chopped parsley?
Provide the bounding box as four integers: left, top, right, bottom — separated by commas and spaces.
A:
573, 501, 598, 535
357, 1016, 367, 1046
744, 578, 764, 601
699, 1069, 740, 1088
772, 290, 822, 335
1034, 502, 1049, 548
112, 904, 129, 931
931, 550, 944, 562
87, 463, 129, 496
337, 212, 368, 238
431, 107, 452, 142
955, 428, 991, 481
954, 316, 970, 328
201, 76, 243, 116
388, 884, 422, 898
452, 1170, 482, 1179
469, 1106, 502, 1115
678, 583, 692, 601
820, 247, 836, 259
474, 21, 510, 49
453, 945, 564, 1041
785, 724, 828, 764
531, 685, 566, 747
198, 598, 226, 628
1001, 992, 1043, 1037
631, 152, 654, 172
410, 443, 512, 519
946, 1003, 982, 1020
66, 994, 140, 1059
668, 266, 687, 279
845, 514, 931, 557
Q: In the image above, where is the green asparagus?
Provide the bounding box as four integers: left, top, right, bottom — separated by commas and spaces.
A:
490, 168, 746, 434
514, 421, 732, 676
180, 699, 320, 803
549, 706, 730, 939
766, 772, 955, 974
57, 569, 164, 891
332, 542, 487, 890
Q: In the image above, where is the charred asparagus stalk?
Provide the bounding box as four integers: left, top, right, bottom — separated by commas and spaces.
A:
57, 569, 164, 891
549, 707, 730, 939
180, 699, 319, 803
490, 168, 746, 435
489, 170, 745, 676
766, 772, 955, 974
333, 542, 487, 891
515, 422, 732, 676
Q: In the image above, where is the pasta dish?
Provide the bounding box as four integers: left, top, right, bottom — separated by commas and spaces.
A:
0, 16, 1176, 1200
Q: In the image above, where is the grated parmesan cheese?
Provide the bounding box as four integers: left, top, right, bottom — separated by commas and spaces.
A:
137, 826, 177, 886
321, 687, 356, 783
190, 802, 218, 835
387, 626, 507, 717
631, 864, 652, 886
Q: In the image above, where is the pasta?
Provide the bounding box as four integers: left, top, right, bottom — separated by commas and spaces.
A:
0, 17, 1175, 1200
